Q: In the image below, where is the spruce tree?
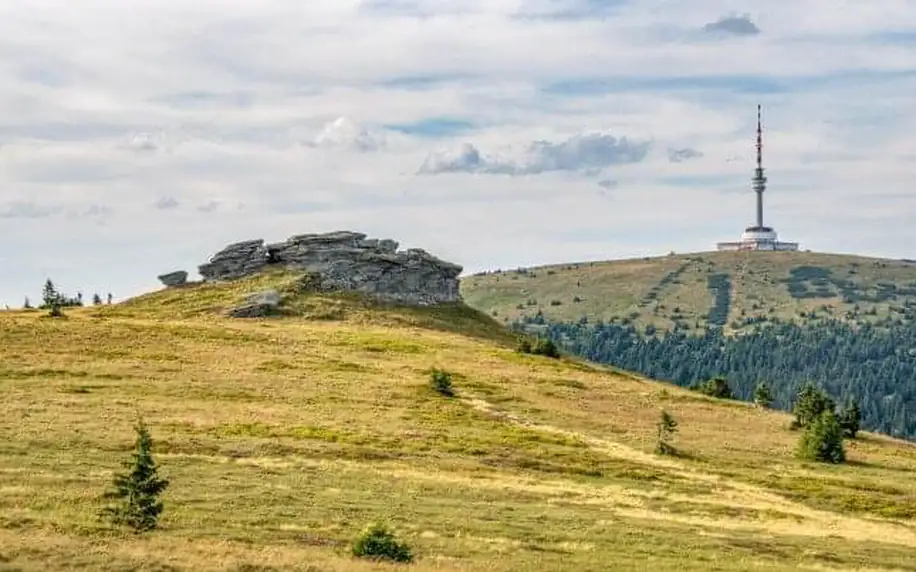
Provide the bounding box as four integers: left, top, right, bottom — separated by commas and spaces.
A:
23, 296, 32, 309
92, 293, 103, 306
655, 410, 678, 455
42, 279, 59, 309
101, 419, 169, 532
797, 410, 846, 464
753, 382, 774, 408
791, 383, 835, 429
838, 400, 861, 438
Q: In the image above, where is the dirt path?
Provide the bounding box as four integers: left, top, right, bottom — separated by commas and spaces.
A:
460, 394, 916, 548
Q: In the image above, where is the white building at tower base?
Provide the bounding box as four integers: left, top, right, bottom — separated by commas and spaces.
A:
716, 226, 799, 252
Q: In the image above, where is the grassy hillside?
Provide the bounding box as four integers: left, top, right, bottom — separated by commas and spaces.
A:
461, 251, 916, 334
2, 271, 916, 571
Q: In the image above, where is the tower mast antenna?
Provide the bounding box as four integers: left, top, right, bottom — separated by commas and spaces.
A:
753, 103, 767, 229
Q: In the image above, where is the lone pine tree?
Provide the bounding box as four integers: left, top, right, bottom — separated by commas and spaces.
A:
791, 382, 835, 429
101, 419, 169, 532
797, 410, 846, 464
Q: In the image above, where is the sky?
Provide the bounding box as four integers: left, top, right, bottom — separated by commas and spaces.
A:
1, 0, 916, 306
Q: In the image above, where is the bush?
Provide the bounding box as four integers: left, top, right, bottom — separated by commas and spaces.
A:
693, 376, 733, 399
797, 411, 846, 464
352, 522, 413, 563
516, 336, 560, 358
532, 337, 560, 358
100, 419, 169, 531
429, 368, 454, 397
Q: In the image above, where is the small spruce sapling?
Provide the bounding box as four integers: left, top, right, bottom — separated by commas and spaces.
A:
753, 382, 774, 408
101, 418, 169, 532
429, 368, 454, 397
797, 410, 846, 464
838, 400, 861, 438
92, 293, 103, 306
655, 409, 678, 456
42, 278, 59, 309
352, 522, 413, 563
791, 383, 835, 429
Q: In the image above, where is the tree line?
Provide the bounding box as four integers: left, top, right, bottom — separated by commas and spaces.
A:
512, 314, 916, 440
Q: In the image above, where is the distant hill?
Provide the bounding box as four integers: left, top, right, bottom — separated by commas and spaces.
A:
461, 251, 916, 440
3, 269, 916, 570
461, 250, 916, 334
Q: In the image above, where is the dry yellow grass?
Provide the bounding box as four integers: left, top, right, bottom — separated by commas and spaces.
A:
2, 272, 916, 571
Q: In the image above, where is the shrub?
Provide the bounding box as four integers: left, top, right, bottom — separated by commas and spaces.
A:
429, 368, 454, 397
352, 522, 413, 563
100, 418, 169, 532
694, 376, 733, 399
532, 337, 560, 358
655, 410, 678, 456
517, 336, 560, 358
797, 411, 846, 464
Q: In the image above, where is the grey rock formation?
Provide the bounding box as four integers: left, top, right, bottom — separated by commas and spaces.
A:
226, 289, 282, 318
199, 231, 462, 306
198, 239, 269, 282
157, 270, 188, 287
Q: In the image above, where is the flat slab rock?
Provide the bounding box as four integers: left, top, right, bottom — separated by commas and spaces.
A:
199, 231, 462, 306
157, 270, 188, 287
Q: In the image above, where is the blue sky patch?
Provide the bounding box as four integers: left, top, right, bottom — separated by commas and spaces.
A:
385, 117, 477, 137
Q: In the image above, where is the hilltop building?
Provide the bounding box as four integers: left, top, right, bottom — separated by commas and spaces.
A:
716, 105, 799, 252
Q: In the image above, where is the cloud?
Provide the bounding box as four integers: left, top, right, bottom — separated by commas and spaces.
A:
703, 15, 761, 37
597, 179, 618, 189
154, 196, 180, 210
304, 117, 386, 152
0, 1, 915, 305
418, 132, 650, 175
667, 147, 704, 162
0, 201, 62, 219
197, 201, 220, 213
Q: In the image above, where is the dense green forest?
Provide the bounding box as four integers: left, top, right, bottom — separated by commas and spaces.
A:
513, 315, 916, 440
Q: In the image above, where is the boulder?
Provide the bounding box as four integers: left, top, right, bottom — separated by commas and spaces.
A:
157, 270, 188, 287
226, 289, 282, 318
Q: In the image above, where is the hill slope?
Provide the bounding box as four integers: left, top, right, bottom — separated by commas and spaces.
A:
461, 250, 916, 333
2, 272, 916, 571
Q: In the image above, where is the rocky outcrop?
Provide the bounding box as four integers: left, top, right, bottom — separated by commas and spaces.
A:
198, 231, 463, 306
157, 271, 188, 287
226, 289, 282, 318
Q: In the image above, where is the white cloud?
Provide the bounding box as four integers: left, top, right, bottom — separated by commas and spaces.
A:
418, 132, 651, 175
0, 0, 915, 304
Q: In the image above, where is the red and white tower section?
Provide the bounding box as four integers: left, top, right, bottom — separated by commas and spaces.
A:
716, 105, 799, 252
